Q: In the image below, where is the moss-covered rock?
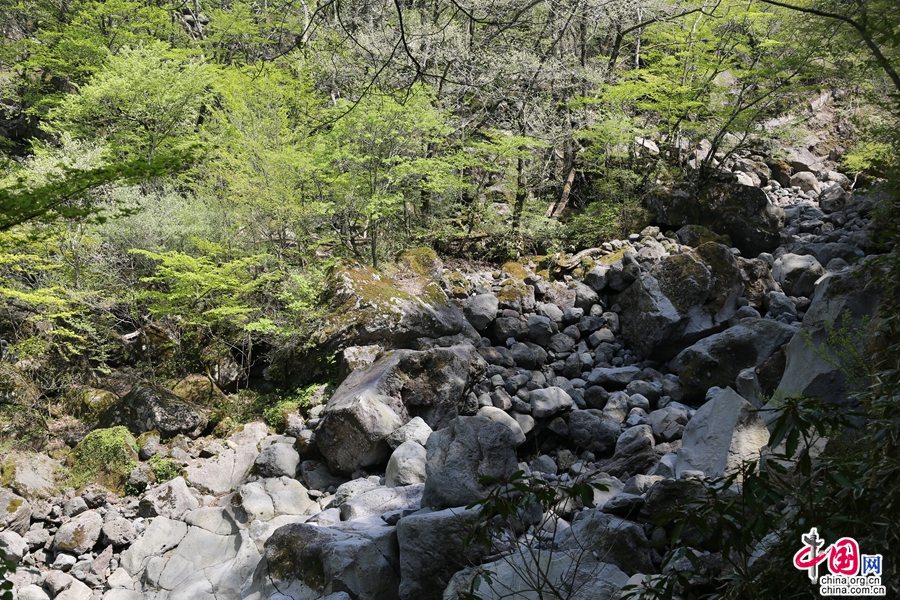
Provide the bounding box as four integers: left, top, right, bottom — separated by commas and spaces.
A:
645, 183, 784, 257
0, 451, 61, 500
67, 426, 139, 494
171, 374, 229, 410
74, 388, 119, 420
318, 260, 472, 352
675, 224, 732, 248
98, 383, 208, 438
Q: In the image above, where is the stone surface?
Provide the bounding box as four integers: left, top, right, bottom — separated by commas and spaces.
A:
385, 416, 432, 449
0, 489, 31, 535
98, 383, 208, 438
397, 507, 488, 600
317, 345, 485, 475
669, 318, 798, 405
421, 416, 519, 510
253, 443, 300, 479
529, 386, 574, 418
773, 253, 826, 298
385, 440, 428, 487
676, 387, 770, 480
463, 293, 499, 331
139, 477, 200, 520
53, 510, 103, 555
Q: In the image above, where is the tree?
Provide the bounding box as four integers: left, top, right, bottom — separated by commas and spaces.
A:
46, 42, 213, 161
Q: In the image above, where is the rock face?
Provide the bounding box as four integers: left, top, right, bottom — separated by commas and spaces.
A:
773, 253, 825, 297
646, 183, 784, 256
775, 267, 880, 406
254, 522, 399, 600
676, 387, 770, 480
421, 416, 519, 510
618, 242, 744, 357
317, 345, 486, 475
98, 384, 208, 438
669, 318, 798, 405
397, 507, 487, 600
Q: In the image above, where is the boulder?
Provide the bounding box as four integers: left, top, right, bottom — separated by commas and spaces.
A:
529, 387, 574, 418
645, 183, 784, 257
476, 406, 526, 445
676, 387, 770, 480
138, 477, 200, 520
385, 416, 432, 450
773, 253, 826, 298
385, 441, 428, 487
98, 384, 208, 438
0, 530, 27, 563
53, 510, 103, 555
445, 551, 629, 600
255, 522, 399, 600
774, 268, 880, 408
320, 257, 471, 352
317, 345, 486, 475
615, 275, 681, 357
463, 293, 499, 331
421, 416, 519, 510
557, 510, 654, 575
819, 184, 851, 213
340, 484, 424, 520
668, 318, 798, 405
170, 375, 228, 409
253, 443, 300, 479
0, 451, 61, 501
567, 410, 621, 454
789, 171, 821, 194
398, 506, 488, 600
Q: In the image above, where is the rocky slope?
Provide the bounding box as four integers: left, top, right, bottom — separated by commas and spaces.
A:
0, 155, 884, 599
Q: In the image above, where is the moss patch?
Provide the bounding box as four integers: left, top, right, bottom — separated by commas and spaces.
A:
67, 426, 139, 495
398, 247, 442, 277
500, 261, 529, 281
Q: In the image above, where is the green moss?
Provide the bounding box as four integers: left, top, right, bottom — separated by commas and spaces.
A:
496, 279, 529, 305
67, 426, 139, 495
598, 248, 628, 265
6, 498, 22, 513
398, 247, 441, 277
500, 261, 529, 281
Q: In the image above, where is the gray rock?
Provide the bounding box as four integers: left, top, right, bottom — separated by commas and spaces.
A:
645, 183, 783, 257
476, 406, 526, 445
526, 315, 554, 346
767, 290, 798, 320
790, 171, 821, 194
648, 403, 692, 443
615, 425, 655, 456
318, 345, 486, 475
534, 303, 562, 324
98, 383, 208, 438
615, 274, 681, 357
558, 510, 654, 575
385, 416, 433, 449
233, 481, 275, 522
819, 184, 850, 213
0, 530, 27, 562
602, 391, 630, 423
139, 477, 200, 520
623, 474, 665, 495
529, 387, 574, 418
510, 342, 547, 369
463, 293, 499, 331
421, 416, 519, 510
397, 506, 488, 600
253, 443, 300, 478
258, 522, 399, 599
119, 517, 188, 577
773, 253, 826, 298
265, 477, 317, 517
386, 441, 428, 487
676, 387, 770, 480
101, 519, 137, 546
1, 451, 62, 501
445, 550, 629, 600
0, 489, 31, 535
573, 281, 600, 311
300, 460, 345, 492
602, 493, 646, 518
567, 410, 621, 454
340, 484, 424, 520
52, 510, 102, 555
774, 268, 880, 410
668, 318, 797, 405
585, 265, 610, 292
17, 584, 50, 600
587, 366, 642, 389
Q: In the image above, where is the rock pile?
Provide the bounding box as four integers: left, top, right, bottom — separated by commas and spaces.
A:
0, 157, 883, 599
